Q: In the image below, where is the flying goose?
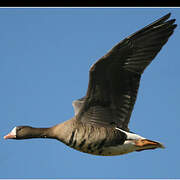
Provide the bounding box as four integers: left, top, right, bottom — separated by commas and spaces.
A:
4, 13, 177, 156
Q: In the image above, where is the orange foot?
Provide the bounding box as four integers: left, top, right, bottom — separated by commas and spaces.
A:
134, 139, 165, 152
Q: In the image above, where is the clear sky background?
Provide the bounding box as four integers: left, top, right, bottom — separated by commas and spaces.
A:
0, 8, 179, 179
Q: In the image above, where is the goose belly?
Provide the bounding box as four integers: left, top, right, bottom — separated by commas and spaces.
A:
65, 124, 135, 156
73, 140, 136, 156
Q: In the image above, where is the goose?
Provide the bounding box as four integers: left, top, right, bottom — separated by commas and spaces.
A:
4, 13, 177, 156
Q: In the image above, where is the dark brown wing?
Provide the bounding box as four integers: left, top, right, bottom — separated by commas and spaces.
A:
76, 13, 177, 131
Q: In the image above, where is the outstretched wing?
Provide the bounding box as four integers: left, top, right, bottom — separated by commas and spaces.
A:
76, 13, 177, 131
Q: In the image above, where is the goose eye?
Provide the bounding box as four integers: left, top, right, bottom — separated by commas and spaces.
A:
17, 127, 22, 131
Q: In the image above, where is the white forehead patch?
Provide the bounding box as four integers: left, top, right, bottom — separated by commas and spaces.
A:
10, 127, 17, 135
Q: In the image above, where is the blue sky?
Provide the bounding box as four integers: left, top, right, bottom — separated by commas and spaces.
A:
0, 8, 179, 178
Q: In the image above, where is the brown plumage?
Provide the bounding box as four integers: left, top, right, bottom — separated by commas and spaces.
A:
4, 13, 177, 156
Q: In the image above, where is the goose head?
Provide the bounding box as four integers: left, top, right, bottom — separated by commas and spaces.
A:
4, 126, 50, 140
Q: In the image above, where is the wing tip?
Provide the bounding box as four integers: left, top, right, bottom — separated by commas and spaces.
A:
157, 12, 177, 28
163, 12, 171, 20
128, 12, 177, 40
